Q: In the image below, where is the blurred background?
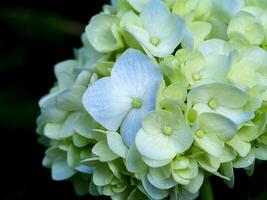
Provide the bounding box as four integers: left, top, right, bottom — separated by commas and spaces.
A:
0, 0, 266, 199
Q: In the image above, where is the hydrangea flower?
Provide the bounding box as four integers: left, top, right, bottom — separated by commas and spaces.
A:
82, 48, 162, 146
123, 0, 186, 57
136, 109, 193, 166
37, 0, 267, 199
188, 82, 254, 126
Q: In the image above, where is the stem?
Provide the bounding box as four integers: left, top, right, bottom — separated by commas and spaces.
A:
200, 179, 214, 200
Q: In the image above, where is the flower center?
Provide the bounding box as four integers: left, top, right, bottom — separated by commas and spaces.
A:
132, 98, 143, 109
163, 126, 173, 136
150, 37, 160, 46
195, 129, 205, 138
208, 99, 217, 109
192, 73, 201, 81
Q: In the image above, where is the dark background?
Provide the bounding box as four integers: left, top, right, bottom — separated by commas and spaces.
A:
0, 0, 266, 199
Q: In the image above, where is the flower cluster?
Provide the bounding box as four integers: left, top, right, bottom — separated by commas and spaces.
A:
37, 0, 267, 199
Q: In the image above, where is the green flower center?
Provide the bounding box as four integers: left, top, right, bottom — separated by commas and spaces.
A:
192, 73, 201, 81
196, 129, 205, 138
150, 37, 160, 46
208, 99, 217, 109
132, 98, 143, 109
163, 126, 173, 136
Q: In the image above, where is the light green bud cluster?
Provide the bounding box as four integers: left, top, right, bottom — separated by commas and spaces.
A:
37, 0, 267, 199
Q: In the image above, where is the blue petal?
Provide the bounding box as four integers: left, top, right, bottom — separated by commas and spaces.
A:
111, 49, 162, 97
120, 67, 161, 146
82, 77, 132, 131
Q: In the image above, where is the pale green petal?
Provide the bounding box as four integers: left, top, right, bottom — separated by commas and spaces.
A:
227, 11, 265, 45
220, 145, 236, 163
67, 144, 80, 167
208, 17, 228, 40
244, 86, 265, 113
227, 135, 251, 157
187, 21, 212, 49
107, 131, 128, 158
198, 113, 237, 141
54, 60, 76, 90
86, 14, 123, 53
56, 86, 85, 111
184, 171, 204, 193
60, 112, 81, 138
44, 123, 62, 140
92, 140, 118, 162
189, 82, 248, 108
220, 162, 234, 188
52, 160, 75, 181
211, 0, 244, 22
170, 126, 194, 153
200, 54, 232, 82
238, 112, 267, 142
245, 0, 267, 7
126, 145, 147, 173
141, 176, 169, 200
147, 170, 176, 189
39, 93, 67, 122
74, 113, 98, 139
233, 151, 255, 168
93, 165, 113, 186
253, 144, 267, 160
196, 153, 220, 172
172, 173, 190, 185
194, 133, 224, 157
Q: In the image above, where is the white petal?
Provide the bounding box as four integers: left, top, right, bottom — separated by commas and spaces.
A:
136, 129, 177, 160
82, 77, 131, 130
216, 107, 255, 126
111, 49, 162, 97
127, 0, 149, 12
